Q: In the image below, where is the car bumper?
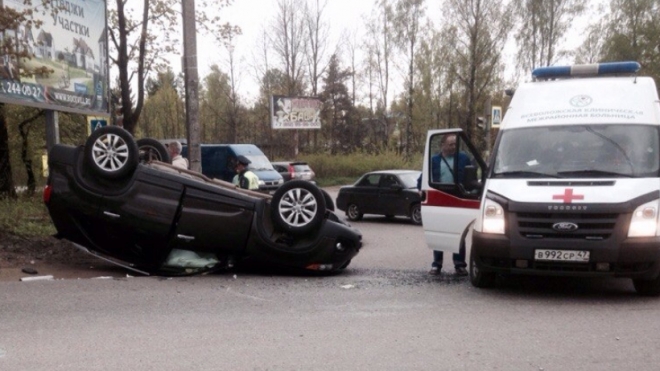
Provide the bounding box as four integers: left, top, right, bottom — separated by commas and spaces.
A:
472, 231, 660, 280
247, 216, 362, 272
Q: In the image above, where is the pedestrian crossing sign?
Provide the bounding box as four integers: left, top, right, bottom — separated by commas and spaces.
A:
87, 117, 108, 135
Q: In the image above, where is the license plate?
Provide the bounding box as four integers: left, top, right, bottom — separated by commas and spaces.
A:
534, 249, 589, 262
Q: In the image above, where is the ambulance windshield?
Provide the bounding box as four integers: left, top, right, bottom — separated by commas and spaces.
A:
492, 124, 660, 178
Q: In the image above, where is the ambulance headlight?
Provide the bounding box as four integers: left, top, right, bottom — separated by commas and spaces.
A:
628, 200, 660, 237
482, 198, 505, 234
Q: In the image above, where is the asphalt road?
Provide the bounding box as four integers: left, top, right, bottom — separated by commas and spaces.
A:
2, 187, 659, 370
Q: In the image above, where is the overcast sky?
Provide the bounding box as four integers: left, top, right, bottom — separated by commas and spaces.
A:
181, 0, 596, 103
189, 0, 441, 102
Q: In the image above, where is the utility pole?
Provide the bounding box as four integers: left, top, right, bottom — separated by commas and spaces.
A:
483, 97, 492, 160
182, 0, 201, 172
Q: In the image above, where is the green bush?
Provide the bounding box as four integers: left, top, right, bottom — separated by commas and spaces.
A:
298, 151, 422, 186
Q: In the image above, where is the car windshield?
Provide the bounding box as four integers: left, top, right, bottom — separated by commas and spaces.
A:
398, 172, 421, 188
492, 124, 660, 178
246, 155, 275, 171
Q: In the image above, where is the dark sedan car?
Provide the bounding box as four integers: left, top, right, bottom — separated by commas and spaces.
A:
336, 170, 422, 225
44, 126, 361, 276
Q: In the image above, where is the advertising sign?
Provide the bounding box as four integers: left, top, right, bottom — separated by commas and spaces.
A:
0, 0, 109, 115
271, 95, 322, 129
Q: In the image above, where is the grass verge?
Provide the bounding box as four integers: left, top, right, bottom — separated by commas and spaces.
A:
0, 194, 55, 238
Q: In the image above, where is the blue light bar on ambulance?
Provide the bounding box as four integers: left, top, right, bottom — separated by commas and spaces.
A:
532, 61, 641, 80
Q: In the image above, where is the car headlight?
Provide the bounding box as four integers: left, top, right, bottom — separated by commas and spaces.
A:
482, 198, 505, 234
628, 199, 660, 237
277, 179, 283, 185
258, 180, 265, 186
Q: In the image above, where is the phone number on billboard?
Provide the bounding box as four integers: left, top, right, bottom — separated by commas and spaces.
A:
1, 81, 44, 101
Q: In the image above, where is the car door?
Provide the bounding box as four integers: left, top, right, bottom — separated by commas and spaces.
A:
420, 129, 487, 253
172, 185, 254, 255
378, 174, 406, 216
98, 170, 182, 264
345, 173, 381, 215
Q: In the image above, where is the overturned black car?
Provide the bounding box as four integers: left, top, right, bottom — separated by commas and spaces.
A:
43, 126, 361, 276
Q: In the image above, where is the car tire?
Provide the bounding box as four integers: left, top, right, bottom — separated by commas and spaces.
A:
633, 276, 660, 296
409, 204, 422, 225
271, 180, 326, 235
469, 249, 496, 288
346, 203, 363, 221
84, 126, 139, 179
321, 189, 335, 211
137, 138, 171, 164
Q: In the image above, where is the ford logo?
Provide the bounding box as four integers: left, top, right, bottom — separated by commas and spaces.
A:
552, 222, 579, 232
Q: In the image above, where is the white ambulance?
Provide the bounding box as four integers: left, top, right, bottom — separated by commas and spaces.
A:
420, 61, 660, 295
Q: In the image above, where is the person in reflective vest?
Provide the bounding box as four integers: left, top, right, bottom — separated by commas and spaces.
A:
232, 155, 259, 190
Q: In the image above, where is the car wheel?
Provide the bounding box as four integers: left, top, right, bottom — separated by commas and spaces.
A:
321, 189, 335, 211
346, 203, 363, 221
633, 276, 660, 296
469, 249, 496, 288
410, 204, 422, 225
271, 180, 326, 235
84, 126, 138, 179
137, 138, 171, 164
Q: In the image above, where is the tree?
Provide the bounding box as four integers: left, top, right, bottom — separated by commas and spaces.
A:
513, 0, 586, 73
320, 54, 354, 154
409, 29, 456, 142
365, 0, 395, 149
222, 37, 243, 144
17, 110, 45, 195
271, 0, 307, 96
0, 104, 15, 197
392, 0, 426, 157
0, 1, 49, 197
599, 0, 660, 81
304, 0, 331, 97
138, 68, 185, 139
269, 0, 308, 156
442, 0, 512, 145
574, 19, 608, 64
304, 0, 331, 151
107, 0, 238, 134
199, 65, 233, 142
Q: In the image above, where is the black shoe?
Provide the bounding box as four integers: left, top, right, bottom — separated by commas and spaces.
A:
454, 267, 468, 276
428, 267, 441, 276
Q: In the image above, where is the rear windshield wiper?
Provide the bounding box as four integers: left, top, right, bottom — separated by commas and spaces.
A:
493, 170, 561, 178
557, 169, 633, 178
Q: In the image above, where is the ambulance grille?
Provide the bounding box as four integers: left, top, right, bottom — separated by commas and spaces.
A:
527, 181, 615, 187
516, 212, 617, 239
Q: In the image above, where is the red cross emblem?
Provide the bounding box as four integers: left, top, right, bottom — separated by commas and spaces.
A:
552, 188, 584, 203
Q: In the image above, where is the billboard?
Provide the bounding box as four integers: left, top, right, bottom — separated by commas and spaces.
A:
0, 0, 109, 115
271, 95, 322, 129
